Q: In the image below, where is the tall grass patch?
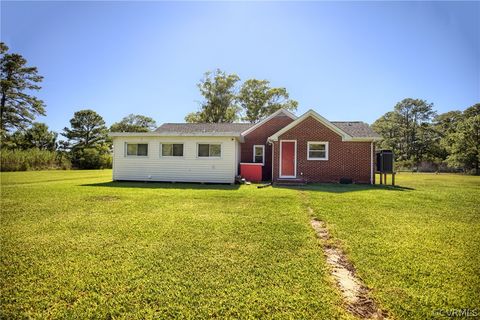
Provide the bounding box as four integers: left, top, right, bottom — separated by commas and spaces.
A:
0, 149, 71, 171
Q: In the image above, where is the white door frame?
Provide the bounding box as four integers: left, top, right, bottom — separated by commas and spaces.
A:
279, 140, 297, 178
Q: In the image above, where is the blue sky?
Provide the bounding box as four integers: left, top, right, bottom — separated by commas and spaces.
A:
1, 1, 479, 132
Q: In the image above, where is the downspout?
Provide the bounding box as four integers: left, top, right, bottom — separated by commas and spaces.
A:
370, 141, 374, 184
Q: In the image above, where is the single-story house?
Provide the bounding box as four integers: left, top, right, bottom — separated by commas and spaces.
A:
109, 109, 381, 184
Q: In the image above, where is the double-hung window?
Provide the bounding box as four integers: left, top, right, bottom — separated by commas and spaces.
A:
253, 145, 265, 164
307, 142, 328, 160
198, 144, 221, 158
161, 143, 184, 157
126, 143, 148, 156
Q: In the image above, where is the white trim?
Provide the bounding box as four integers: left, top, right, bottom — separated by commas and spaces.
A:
240, 162, 264, 166
253, 145, 265, 164
307, 141, 329, 161
160, 142, 185, 158
269, 109, 351, 142
196, 142, 222, 159
241, 109, 297, 136
271, 142, 274, 180
279, 140, 297, 178
350, 137, 382, 142
268, 109, 378, 142
370, 142, 374, 184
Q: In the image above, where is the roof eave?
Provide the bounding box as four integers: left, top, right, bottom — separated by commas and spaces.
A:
109, 132, 243, 138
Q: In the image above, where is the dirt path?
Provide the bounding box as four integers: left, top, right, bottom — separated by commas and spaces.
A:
305, 202, 387, 319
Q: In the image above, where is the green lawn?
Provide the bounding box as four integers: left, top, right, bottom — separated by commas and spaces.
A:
1, 170, 479, 319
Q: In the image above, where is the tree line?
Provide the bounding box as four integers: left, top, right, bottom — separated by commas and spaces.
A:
373, 99, 479, 174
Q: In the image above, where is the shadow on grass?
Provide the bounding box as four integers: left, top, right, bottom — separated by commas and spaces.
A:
80, 180, 241, 190
274, 183, 415, 193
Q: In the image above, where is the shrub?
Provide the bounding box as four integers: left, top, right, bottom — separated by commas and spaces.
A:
0, 148, 71, 172
71, 147, 112, 169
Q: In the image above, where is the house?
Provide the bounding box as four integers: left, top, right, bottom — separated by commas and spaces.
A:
109, 109, 381, 184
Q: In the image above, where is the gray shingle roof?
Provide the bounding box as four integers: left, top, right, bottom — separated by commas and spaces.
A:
154, 121, 378, 138
331, 122, 380, 138
155, 123, 254, 135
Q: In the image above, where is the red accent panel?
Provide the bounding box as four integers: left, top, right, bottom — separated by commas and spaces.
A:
281, 141, 295, 176
240, 163, 263, 182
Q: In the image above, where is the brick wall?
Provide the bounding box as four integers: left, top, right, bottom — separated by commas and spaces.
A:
272, 116, 374, 184
241, 114, 295, 180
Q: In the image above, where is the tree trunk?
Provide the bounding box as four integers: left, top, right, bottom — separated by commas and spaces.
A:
0, 91, 6, 134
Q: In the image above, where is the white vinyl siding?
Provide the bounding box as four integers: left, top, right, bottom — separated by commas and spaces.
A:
307, 141, 328, 160
113, 136, 236, 183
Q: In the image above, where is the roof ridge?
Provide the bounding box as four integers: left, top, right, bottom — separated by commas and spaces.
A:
331, 121, 365, 123
160, 122, 253, 125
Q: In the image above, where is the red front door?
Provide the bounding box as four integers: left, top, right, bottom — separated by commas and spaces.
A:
281, 141, 295, 177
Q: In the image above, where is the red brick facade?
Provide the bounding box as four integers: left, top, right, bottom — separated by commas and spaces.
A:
241, 114, 295, 181
271, 116, 374, 184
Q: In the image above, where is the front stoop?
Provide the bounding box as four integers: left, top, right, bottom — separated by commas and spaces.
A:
273, 178, 307, 186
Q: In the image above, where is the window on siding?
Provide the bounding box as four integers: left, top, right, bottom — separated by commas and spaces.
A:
253, 145, 265, 164
126, 143, 148, 156
307, 142, 328, 160
198, 144, 221, 157
161, 143, 184, 157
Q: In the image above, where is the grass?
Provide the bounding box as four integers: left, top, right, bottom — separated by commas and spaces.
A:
0, 170, 347, 319
1, 170, 479, 319
304, 173, 480, 319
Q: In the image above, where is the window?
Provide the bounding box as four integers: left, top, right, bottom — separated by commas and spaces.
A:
198, 144, 221, 157
126, 143, 148, 156
307, 142, 328, 160
161, 143, 184, 157
253, 145, 265, 164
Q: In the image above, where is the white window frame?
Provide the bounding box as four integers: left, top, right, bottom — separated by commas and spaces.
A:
307, 141, 329, 161
160, 143, 185, 158
253, 145, 265, 165
279, 140, 297, 178
196, 143, 222, 159
125, 142, 149, 157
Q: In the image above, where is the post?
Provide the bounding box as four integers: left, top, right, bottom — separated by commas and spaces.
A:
392, 172, 395, 186
380, 173, 383, 185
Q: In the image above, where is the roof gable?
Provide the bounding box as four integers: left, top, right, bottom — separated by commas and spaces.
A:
268, 109, 380, 141
241, 109, 297, 136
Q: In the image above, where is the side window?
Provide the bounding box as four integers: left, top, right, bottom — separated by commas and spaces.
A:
126, 143, 148, 156
253, 145, 265, 164
307, 142, 328, 160
161, 143, 184, 157
198, 144, 221, 157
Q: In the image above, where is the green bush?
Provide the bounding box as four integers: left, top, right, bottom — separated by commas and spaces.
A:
0, 149, 71, 172
71, 147, 112, 169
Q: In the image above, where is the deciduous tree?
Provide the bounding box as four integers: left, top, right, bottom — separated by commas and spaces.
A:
238, 79, 298, 123
110, 114, 157, 132
185, 69, 240, 123
444, 104, 480, 174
